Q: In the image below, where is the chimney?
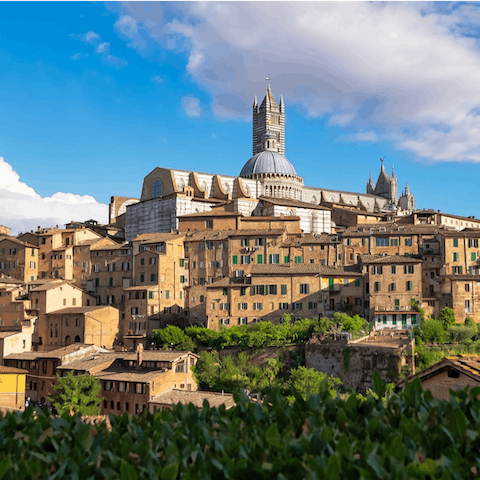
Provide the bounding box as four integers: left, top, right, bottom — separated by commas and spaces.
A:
136, 343, 144, 370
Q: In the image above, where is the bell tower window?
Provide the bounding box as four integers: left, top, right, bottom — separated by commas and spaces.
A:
151, 179, 163, 198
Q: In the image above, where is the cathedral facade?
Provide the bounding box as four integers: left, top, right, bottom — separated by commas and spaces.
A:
124, 87, 415, 241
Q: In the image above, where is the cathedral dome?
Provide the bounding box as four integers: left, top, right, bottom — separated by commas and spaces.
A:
240, 151, 297, 177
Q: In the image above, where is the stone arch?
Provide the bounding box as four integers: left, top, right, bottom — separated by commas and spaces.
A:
74, 335, 81, 343
65, 335, 71, 345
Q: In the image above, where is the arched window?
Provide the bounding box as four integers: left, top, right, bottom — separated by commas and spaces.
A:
65, 335, 71, 345
74, 335, 81, 343
151, 179, 163, 198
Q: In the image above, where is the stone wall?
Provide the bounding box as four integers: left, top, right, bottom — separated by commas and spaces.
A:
305, 336, 414, 392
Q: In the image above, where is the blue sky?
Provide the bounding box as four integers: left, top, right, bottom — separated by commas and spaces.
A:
2, 1, 480, 233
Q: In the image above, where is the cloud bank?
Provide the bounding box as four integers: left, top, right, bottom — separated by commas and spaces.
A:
0, 157, 108, 235
113, 2, 480, 162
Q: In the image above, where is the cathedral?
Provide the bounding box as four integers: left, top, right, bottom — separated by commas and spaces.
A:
123, 86, 415, 241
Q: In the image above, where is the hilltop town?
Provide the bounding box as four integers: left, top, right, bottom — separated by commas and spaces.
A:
1, 86, 480, 414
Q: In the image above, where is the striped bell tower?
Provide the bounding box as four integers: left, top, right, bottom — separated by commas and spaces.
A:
252, 85, 285, 156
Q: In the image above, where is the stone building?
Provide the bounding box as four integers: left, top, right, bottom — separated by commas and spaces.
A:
43, 305, 120, 351
0, 365, 27, 410
123, 86, 414, 241
360, 254, 422, 327
0, 237, 39, 282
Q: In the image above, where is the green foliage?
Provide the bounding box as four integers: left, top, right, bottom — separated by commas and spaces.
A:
333, 312, 366, 332
415, 318, 447, 344
411, 298, 426, 321
447, 325, 477, 344
152, 325, 196, 351
49, 371, 102, 416
286, 366, 341, 400
3, 380, 480, 478
313, 317, 333, 336
465, 317, 477, 333
439, 307, 456, 328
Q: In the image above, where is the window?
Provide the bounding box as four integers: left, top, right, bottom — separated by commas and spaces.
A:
308, 302, 317, 310
354, 279, 360, 287
392, 314, 397, 325
232, 255, 238, 265
240, 238, 250, 247
362, 238, 366, 246
166, 290, 170, 299
284, 256, 289, 264
293, 303, 303, 310
206, 241, 214, 250
253, 303, 263, 310
404, 265, 414, 274
206, 220, 213, 229
376, 237, 389, 247
346, 238, 352, 246
223, 288, 228, 296
221, 318, 230, 325
149, 257, 156, 265
238, 303, 248, 310
391, 239, 398, 246
179, 258, 185, 267
472, 253, 477, 261
453, 252, 459, 262
465, 300, 471, 312
220, 303, 230, 310
374, 282, 381, 292
238, 318, 248, 325
200, 295, 205, 303
281, 284, 287, 295
468, 238, 479, 248
294, 256, 302, 264
241, 256, 250, 265
391, 265, 396, 274
156, 244, 165, 253
279, 303, 289, 309
300, 283, 310, 294
406, 281, 413, 291
372, 266, 383, 275
150, 274, 157, 282
268, 285, 277, 295
411, 314, 417, 324
405, 238, 412, 246
389, 283, 397, 292
148, 291, 154, 299
269, 254, 280, 264
107, 263, 115, 271
141, 258, 145, 265
240, 287, 246, 296
453, 238, 458, 247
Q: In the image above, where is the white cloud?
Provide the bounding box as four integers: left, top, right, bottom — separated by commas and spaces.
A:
152, 75, 164, 85
85, 31, 100, 42
96, 42, 110, 54
339, 132, 378, 143
105, 55, 128, 68
114, 15, 138, 38
181, 96, 202, 117
0, 157, 108, 235
70, 53, 89, 61
112, 2, 480, 163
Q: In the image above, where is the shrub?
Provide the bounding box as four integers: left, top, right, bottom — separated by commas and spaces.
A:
439, 307, 456, 328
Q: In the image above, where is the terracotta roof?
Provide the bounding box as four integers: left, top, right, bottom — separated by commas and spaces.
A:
57, 354, 117, 372
0, 331, 19, 339
95, 369, 167, 383
0, 236, 38, 249
446, 275, 480, 281
4, 345, 108, 361
47, 306, 113, 315
150, 389, 236, 409
361, 254, 422, 264
397, 355, 480, 388
250, 264, 362, 276
0, 365, 28, 374
132, 233, 185, 244
30, 281, 74, 292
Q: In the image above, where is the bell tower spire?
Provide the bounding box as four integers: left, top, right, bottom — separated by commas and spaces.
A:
252, 82, 285, 156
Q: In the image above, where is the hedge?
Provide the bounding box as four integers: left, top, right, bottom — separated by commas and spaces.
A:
0, 375, 479, 479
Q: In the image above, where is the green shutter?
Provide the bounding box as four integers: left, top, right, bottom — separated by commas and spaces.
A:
269, 254, 272, 264
284, 256, 289, 264
355, 279, 360, 287
281, 284, 287, 295
257, 254, 263, 264
166, 290, 170, 299
472, 253, 477, 261
362, 238, 366, 246
308, 302, 313, 309
233, 255, 238, 265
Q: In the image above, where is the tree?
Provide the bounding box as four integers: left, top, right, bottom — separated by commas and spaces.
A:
465, 317, 477, 333
49, 371, 102, 416
416, 319, 446, 344
439, 307, 456, 328
152, 325, 196, 351
287, 366, 341, 400
340, 314, 364, 332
